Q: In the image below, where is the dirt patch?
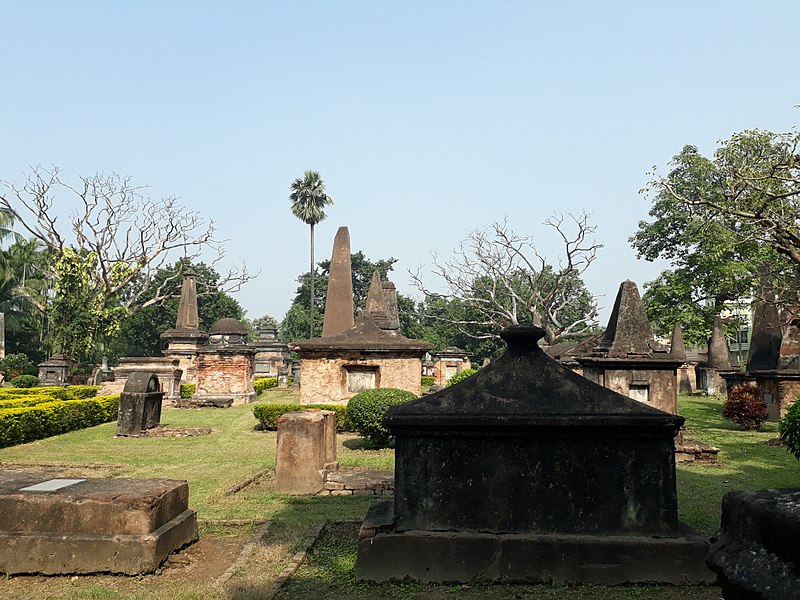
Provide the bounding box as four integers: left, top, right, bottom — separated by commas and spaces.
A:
763, 437, 784, 447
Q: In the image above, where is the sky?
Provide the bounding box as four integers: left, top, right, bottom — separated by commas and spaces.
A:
2, 1, 799, 326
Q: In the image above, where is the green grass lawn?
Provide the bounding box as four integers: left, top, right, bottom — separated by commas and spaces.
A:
0, 390, 797, 599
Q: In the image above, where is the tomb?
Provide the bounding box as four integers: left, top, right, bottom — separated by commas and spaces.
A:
251, 326, 292, 380
706, 488, 800, 599
160, 270, 208, 384
725, 292, 800, 421
96, 356, 183, 403
37, 354, 75, 387
117, 372, 165, 437
0, 471, 198, 575
429, 346, 472, 386
275, 410, 338, 494
576, 280, 682, 414
699, 315, 738, 395
190, 317, 256, 406
356, 325, 712, 584
291, 228, 432, 403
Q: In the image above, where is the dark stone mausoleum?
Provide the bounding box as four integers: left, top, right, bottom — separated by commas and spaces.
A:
356, 325, 713, 584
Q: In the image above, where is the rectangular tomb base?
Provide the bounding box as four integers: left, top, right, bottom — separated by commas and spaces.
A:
356, 499, 714, 585
0, 471, 199, 575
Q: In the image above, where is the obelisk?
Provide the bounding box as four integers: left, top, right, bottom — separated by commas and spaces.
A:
322, 227, 354, 337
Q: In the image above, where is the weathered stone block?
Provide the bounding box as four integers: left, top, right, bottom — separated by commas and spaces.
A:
707, 488, 800, 599
275, 410, 338, 494
0, 472, 198, 575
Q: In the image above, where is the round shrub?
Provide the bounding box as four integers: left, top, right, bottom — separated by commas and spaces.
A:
180, 384, 196, 398
421, 375, 435, 388
722, 384, 768, 430
347, 388, 417, 447
446, 368, 477, 387
779, 399, 800, 460
11, 375, 40, 388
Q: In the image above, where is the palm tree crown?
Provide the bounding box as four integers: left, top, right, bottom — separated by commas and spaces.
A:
290, 170, 333, 226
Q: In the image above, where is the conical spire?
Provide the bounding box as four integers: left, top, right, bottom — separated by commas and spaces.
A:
669, 322, 687, 362
364, 271, 401, 332
175, 269, 200, 330
322, 226, 355, 337
747, 283, 781, 371
707, 315, 732, 370
365, 271, 387, 315
594, 280, 654, 357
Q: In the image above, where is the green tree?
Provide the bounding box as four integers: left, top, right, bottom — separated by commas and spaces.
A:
631, 128, 800, 340
289, 170, 333, 338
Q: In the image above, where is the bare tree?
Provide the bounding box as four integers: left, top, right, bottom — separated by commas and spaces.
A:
411, 213, 602, 345
0, 165, 252, 314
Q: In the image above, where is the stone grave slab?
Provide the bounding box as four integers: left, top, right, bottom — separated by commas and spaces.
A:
0, 471, 198, 575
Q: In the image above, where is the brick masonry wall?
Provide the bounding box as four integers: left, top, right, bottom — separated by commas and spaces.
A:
195, 352, 255, 404
299, 356, 422, 404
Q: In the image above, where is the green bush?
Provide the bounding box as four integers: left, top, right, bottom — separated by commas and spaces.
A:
722, 384, 768, 430
11, 375, 41, 388
779, 399, 800, 460
254, 377, 277, 394
0, 354, 36, 380
0, 395, 119, 448
446, 368, 477, 387
421, 375, 435, 387
347, 388, 417, 447
180, 384, 196, 398
253, 403, 351, 432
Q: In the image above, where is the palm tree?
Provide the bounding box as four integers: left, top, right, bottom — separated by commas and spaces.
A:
289, 170, 333, 338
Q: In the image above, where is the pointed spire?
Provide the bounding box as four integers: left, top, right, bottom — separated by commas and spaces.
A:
365, 271, 387, 315
748, 282, 781, 371
594, 280, 654, 357
707, 315, 732, 369
669, 322, 687, 362
322, 226, 355, 337
364, 271, 401, 331
175, 269, 200, 330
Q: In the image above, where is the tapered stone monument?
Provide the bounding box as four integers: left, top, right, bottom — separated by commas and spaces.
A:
161, 270, 208, 384
322, 226, 355, 337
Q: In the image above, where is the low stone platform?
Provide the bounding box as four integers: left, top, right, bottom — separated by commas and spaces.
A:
357, 499, 714, 585
707, 488, 800, 599
319, 470, 393, 496
0, 471, 198, 575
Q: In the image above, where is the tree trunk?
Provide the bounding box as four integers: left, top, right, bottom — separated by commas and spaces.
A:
309, 222, 315, 338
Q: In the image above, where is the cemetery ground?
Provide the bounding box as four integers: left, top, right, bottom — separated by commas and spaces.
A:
0, 391, 797, 599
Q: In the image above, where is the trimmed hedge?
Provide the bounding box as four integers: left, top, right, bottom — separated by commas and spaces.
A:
447, 368, 477, 387
0, 394, 119, 448
254, 377, 277, 394
253, 403, 351, 432
180, 384, 196, 398
0, 385, 100, 408
421, 375, 435, 387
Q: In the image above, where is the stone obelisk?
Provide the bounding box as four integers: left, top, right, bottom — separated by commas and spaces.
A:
322, 227, 355, 337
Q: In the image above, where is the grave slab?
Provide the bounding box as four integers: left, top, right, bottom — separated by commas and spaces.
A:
0, 471, 198, 575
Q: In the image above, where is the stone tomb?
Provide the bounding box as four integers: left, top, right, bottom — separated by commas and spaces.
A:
0, 471, 198, 575
191, 317, 256, 407
356, 326, 712, 584
37, 354, 75, 386
275, 410, 338, 494
117, 372, 164, 437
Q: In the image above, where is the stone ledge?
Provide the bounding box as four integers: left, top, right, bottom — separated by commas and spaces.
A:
356, 499, 713, 585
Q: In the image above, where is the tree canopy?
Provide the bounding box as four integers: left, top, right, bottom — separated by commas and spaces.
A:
631, 128, 800, 343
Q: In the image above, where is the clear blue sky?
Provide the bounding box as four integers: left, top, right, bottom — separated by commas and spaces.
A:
2, 1, 799, 325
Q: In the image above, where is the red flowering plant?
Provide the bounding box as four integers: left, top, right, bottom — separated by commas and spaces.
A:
722, 384, 768, 431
